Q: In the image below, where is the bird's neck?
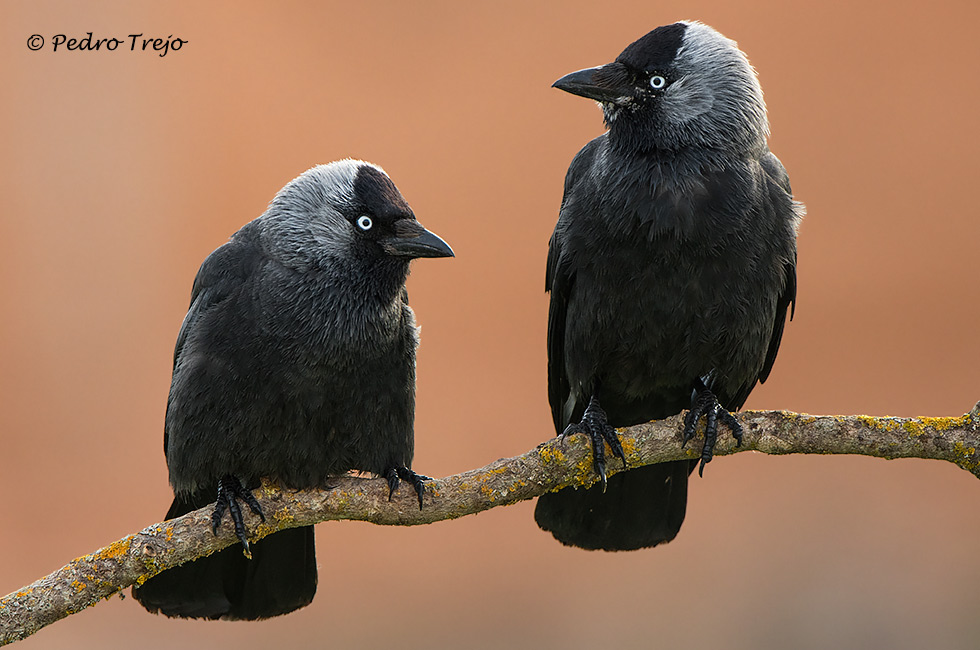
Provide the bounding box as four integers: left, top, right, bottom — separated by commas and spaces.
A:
322, 254, 410, 308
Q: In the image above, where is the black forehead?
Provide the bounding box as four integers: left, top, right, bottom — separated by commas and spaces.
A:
615, 22, 688, 71
352, 165, 414, 220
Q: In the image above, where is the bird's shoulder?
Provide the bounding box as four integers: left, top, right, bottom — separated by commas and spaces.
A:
760, 150, 793, 195
172, 224, 268, 361
561, 134, 608, 196
548, 135, 610, 280
190, 226, 265, 299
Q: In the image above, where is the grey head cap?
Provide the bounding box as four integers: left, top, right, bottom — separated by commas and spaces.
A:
260, 159, 454, 270
553, 21, 768, 153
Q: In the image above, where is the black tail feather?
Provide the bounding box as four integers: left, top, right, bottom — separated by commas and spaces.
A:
534, 460, 693, 551
132, 497, 317, 620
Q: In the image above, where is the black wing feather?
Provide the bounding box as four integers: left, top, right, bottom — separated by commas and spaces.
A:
758, 151, 799, 385
163, 232, 262, 456
759, 259, 796, 384
546, 233, 573, 434
546, 139, 603, 434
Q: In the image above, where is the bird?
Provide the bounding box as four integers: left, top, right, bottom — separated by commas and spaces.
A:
132, 159, 454, 619
534, 21, 802, 551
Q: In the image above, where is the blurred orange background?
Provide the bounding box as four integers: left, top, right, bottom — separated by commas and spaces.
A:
3, 1, 979, 648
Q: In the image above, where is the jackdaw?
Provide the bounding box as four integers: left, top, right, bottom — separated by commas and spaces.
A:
534, 21, 802, 550
132, 159, 453, 618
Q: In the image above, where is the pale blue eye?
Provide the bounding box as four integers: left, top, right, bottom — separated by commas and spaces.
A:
649, 75, 667, 90
357, 216, 373, 231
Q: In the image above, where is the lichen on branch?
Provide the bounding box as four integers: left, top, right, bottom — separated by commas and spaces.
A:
1, 404, 978, 645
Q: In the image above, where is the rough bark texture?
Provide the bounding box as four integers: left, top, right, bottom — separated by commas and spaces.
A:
2, 405, 979, 644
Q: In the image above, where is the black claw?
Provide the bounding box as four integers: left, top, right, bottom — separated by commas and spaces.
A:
606, 429, 628, 470
682, 408, 701, 447
240, 488, 265, 521
719, 410, 744, 447
589, 429, 609, 491
211, 475, 265, 559
210, 497, 228, 536
561, 421, 584, 438
567, 395, 627, 490
385, 467, 400, 501
385, 466, 430, 510
684, 383, 744, 477
227, 494, 248, 556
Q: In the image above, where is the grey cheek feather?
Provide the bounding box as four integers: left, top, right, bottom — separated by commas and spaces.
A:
661, 21, 769, 151
660, 75, 714, 124
307, 209, 355, 257
258, 159, 378, 269
261, 206, 355, 271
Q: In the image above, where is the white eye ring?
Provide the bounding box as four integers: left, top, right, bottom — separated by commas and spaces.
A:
649, 75, 667, 90
356, 215, 373, 231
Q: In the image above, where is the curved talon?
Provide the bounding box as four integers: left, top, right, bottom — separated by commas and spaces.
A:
589, 428, 609, 491
606, 428, 627, 470
682, 409, 698, 447
227, 494, 248, 557
569, 395, 628, 491
719, 410, 743, 447
562, 421, 584, 438
240, 489, 265, 522
210, 498, 228, 536
684, 385, 744, 477
211, 475, 265, 558
385, 466, 430, 510
385, 467, 400, 501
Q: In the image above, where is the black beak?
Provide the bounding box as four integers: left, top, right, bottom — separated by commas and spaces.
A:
553, 62, 633, 104
383, 219, 454, 259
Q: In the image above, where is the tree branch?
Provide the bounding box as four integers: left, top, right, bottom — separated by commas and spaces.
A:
3, 405, 979, 645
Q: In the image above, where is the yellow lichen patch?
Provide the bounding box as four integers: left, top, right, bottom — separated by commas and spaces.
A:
618, 435, 639, 460
94, 537, 133, 561
854, 414, 973, 438
538, 445, 567, 466
952, 441, 979, 470
479, 483, 496, 503
71, 580, 87, 593
780, 411, 805, 420
134, 553, 171, 585
472, 467, 511, 502
918, 415, 972, 432
856, 415, 900, 432
257, 479, 280, 498
901, 420, 927, 437
783, 412, 816, 425
556, 460, 600, 489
